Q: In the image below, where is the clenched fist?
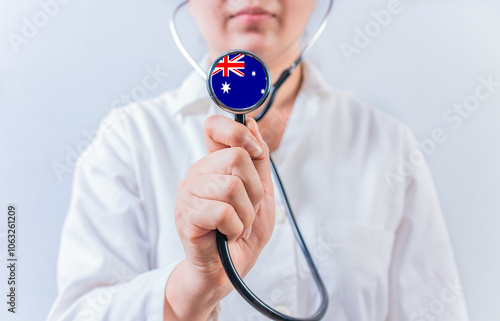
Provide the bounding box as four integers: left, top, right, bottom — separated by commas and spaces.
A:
164, 115, 275, 321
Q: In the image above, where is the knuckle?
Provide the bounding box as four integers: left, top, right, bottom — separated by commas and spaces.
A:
203, 115, 217, 134
230, 125, 247, 146
228, 147, 249, 169
225, 175, 244, 197
185, 163, 199, 179
174, 202, 185, 222
215, 203, 232, 226
177, 178, 189, 193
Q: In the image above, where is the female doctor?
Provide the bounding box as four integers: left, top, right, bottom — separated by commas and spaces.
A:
48, 0, 470, 320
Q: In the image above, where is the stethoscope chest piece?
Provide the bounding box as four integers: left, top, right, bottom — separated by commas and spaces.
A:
207, 50, 271, 115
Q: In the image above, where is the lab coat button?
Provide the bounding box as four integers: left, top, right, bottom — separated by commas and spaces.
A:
275, 205, 286, 224
274, 305, 291, 315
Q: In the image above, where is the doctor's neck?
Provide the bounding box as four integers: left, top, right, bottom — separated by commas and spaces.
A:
248, 47, 303, 153
249, 47, 303, 119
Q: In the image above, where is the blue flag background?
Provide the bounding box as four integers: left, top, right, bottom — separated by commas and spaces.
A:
210, 53, 269, 110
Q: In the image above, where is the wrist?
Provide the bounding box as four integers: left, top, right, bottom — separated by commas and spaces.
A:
164, 259, 230, 321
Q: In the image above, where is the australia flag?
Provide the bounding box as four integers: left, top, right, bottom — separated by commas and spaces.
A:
209, 53, 269, 111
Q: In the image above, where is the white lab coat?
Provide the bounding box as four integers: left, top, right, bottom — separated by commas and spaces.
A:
47, 60, 469, 321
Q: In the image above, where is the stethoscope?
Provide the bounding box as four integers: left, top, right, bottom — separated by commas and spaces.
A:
170, 1, 334, 320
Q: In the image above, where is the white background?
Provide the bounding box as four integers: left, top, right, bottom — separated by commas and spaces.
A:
0, 0, 499, 320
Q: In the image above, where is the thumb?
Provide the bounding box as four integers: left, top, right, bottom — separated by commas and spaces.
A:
246, 118, 274, 198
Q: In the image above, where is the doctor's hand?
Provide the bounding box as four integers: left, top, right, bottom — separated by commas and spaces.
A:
164, 115, 275, 321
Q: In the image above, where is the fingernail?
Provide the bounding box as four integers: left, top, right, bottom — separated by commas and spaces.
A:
248, 118, 263, 141
254, 124, 264, 141
245, 135, 262, 157
242, 226, 253, 240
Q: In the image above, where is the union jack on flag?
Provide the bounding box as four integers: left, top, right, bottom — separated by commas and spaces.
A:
212, 54, 245, 77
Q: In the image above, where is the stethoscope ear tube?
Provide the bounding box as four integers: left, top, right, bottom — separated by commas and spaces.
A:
254, 68, 291, 122
215, 115, 329, 321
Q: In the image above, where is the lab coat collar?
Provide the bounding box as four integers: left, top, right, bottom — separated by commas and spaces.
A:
169, 55, 331, 117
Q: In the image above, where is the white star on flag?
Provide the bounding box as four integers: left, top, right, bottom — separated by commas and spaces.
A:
221, 82, 231, 93
252, 71, 256, 76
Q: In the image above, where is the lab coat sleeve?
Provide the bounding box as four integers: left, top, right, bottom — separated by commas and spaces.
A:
386, 127, 469, 321
47, 108, 218, 321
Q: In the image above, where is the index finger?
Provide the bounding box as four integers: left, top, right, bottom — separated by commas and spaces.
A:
204, 115, 262, 157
